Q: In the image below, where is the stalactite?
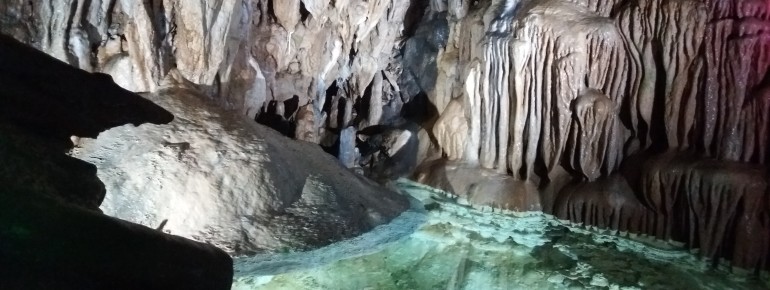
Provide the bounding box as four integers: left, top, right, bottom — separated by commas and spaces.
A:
427, 0, 770, 271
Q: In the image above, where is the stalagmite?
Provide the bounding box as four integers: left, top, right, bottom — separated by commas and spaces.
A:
434, 99, 468, 161
3, 0, 770, 274
568, 88, 615, 181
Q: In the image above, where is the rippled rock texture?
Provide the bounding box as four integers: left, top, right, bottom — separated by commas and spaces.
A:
0, 0, 419, 177
232, 180, 769, 290
72, 72, 409, 255
414, 0, 770, 271
3, 0, 769, 273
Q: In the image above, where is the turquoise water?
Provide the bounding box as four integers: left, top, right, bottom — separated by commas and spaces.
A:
233, 179, 769, 290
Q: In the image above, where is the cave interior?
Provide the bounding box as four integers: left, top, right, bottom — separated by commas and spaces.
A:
0, 0, 769, 289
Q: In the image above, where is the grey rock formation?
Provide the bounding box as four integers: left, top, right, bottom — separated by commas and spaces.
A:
0, 0, 416, 174
4, 0, 769, 273
73, 73, 410, 255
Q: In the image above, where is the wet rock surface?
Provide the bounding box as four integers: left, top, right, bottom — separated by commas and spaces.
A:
232, 180, 770, 290
412, 0, 770, 271
3, 0, 770, 275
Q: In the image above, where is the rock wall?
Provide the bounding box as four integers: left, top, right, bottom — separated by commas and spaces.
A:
73, 72, 410, 255
427, 0, 769, 180
3, 0, 769, 273
0, 0, 410, 140
417, 0, 770, 271
0, 0, 429, 178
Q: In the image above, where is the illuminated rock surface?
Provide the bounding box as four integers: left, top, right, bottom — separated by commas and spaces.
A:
72, 73, 409, 255
233, 180, 769, 290
3, 0, 770, 276
0, 35, 232, 290
414, 0, 770, 270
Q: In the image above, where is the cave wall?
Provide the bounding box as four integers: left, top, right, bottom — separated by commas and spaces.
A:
3, 0, 769, 272
428, 0, 770, 179
0, 34, 232, 289
0, 0, 410, 135
419, 0, 770, 271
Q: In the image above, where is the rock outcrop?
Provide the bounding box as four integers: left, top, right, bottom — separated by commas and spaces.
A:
73, 72, 410, 255
0, 33, 173, 210
0, 35, 232, 289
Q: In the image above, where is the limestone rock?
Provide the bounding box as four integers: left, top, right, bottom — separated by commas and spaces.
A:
416, 159, 542, 212
412, 0, 770, 271
421, 0, 768, 182
0, 0, 409, 112
73, 78, 410, 255
0, 36, 231, 289
5, 0, 770, 273
359, 126, 420, 182
554, 152, 770, 271
433, 99, 468, 161
0, 34, 173, 210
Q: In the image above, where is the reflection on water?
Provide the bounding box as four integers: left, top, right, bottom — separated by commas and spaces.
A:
234, 179, 769, 290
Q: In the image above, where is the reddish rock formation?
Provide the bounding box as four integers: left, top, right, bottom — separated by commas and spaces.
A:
553, 152, 769, 271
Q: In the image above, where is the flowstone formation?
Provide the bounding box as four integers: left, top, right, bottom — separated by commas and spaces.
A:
413, 0, 770, 272
3, 0, 768, 275
232, 180, 770, 290
0, 0, 422, 178
72, 71, 409, 255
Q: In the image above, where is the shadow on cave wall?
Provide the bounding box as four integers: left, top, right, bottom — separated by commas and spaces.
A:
0, 33, 232, 290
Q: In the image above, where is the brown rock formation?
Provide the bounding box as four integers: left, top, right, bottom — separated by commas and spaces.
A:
413, 0, 770, 271
3, 0, 769, 273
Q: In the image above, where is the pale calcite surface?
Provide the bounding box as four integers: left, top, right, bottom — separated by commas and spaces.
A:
72, 73, 409, 255
429, 0, 769, 181
0, 0, 409, 128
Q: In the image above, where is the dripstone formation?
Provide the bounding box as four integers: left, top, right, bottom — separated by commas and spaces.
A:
2, 0, 768, 274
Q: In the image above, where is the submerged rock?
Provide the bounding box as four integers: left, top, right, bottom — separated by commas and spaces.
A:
233, 180, 770, 290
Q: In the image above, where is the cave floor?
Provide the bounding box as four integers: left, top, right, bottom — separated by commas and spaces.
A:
233, 180, 769, 290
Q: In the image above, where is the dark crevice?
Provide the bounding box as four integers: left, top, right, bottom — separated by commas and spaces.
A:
299, 1, 310, 23
284, 95, 300, 120
255, 100, 296, 138
323, 80, 339, 114
336, 98, 348, 128
106, 0, 118, 29
353, 80, 374, 126
266, 0, 275, 19
63, 1, 80, 66
89, 43, 100, 69
401, 91, 437, 127
348, 37, 357, 66
648, 39, 669, 153
402, 0, 428, 39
